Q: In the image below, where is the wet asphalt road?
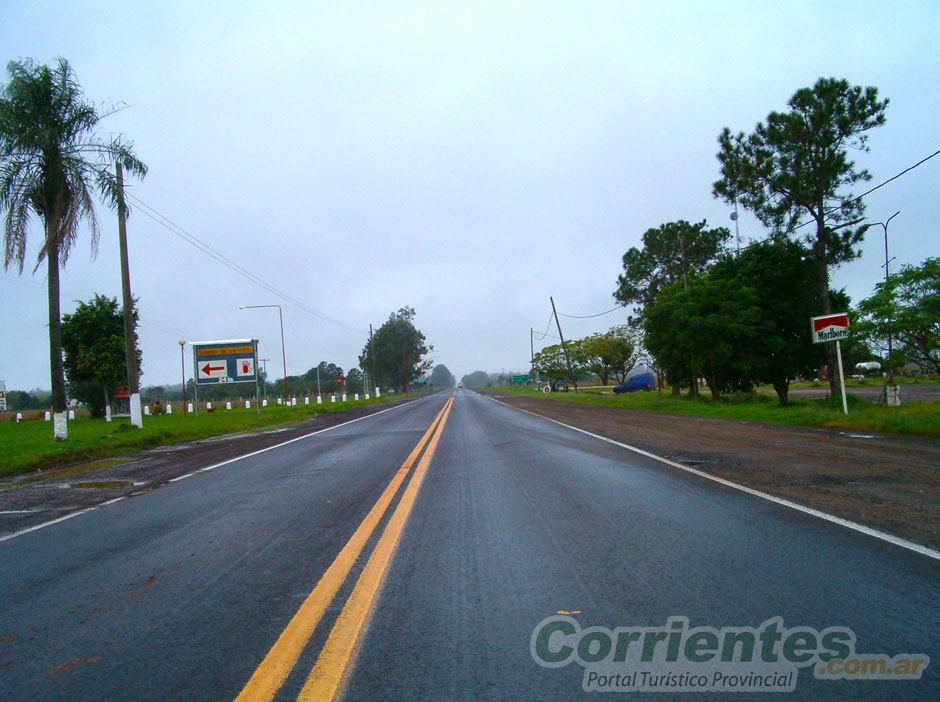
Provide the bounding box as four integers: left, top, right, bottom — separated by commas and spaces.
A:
1, 389, 937, 701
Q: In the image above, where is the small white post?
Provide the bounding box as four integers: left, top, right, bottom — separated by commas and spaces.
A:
16, 413, 22, 422
245, 400, 251, 409
317, 396, 322, 404
365, 393, 370, 400
262, 399, 268, 407
68, 409, 75, 420
207, 402, 212, 410
331, 395, 336, 403
292, 398, 297, 406
226, 401, 232, 410
375, 387, 381, 397
188, 403, 194, 413
354, 393, 359, 401
104, 407, 111, 423
143, 405, 150, 416
342, 394, 347, 402
166, 403, 173, 414
129, 393, 143, 429
305, 396, 310, 405
836, 340, 849, 416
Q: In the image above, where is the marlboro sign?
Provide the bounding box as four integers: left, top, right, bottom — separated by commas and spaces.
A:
811, 313, 850, 343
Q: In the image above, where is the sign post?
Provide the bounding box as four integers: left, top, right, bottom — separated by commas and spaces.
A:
0, 380, 6, 412
811, 313, 850, 415
191, 339, 260, 416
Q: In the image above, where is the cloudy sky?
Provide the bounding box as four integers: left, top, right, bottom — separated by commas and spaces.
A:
2, 0, 938, 390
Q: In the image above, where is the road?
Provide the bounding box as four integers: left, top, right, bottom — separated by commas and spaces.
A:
1, 389, 937, 700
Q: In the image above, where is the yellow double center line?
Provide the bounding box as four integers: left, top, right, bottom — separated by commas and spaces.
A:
236, 395, 454, 702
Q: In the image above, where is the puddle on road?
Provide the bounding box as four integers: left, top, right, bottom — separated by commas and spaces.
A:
69, 480, 137, 490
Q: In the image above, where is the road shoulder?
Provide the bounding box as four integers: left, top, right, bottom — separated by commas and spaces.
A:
483, 391, 940, 550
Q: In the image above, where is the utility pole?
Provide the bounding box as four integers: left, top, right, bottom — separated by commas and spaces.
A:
550, 296, 577, 392
678, 234, 698, 398
116, 163, 142, 428
370, 323, 378, 395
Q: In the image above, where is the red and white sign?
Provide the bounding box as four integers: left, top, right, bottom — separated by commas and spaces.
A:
199, 361, 228, 379
811, 313, 850, 343
237, 358, 254, 377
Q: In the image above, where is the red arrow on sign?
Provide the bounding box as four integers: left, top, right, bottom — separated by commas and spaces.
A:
202, 363, 225, 375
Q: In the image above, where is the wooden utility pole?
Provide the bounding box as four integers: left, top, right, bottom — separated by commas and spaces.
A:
550, 296, 578, 392
116, 163, 142, 427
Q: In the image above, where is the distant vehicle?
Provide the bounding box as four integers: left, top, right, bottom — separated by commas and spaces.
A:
612, 373, 654, 394
457, 382, 464, 388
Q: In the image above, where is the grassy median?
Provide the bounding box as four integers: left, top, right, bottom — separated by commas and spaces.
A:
0, 396, 392, 479
489, 386, 940, 439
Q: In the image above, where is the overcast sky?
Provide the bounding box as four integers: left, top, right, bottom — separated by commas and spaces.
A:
2, 0, 938, 391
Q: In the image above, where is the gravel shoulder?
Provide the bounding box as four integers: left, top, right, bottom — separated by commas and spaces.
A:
0, 397, 421, 538
484, 391, 940, 550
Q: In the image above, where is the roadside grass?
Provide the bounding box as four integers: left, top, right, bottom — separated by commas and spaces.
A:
0, 396, 393, 479
489, 386, 940, 439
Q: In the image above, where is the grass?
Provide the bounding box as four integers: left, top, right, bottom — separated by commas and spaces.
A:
0, 395, 393, 479
490, 385, 940, 439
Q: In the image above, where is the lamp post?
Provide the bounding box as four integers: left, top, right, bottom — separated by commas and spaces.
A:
239, 304, 289, 403
870, 211, 901, 385
179, 339, 187, 416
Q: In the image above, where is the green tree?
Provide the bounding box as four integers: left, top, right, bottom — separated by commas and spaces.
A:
0, 58, 147, 439
345, 367, 364, 394
61, 294, 141, 417
713, 76, 888, 399
614, 219, 730, 396
708, 240, 825, 405
614, 219, 730, 313
531, 344, 578, 382
359, 307, 431, 393
855, 257, 940, 375
578, 326, 639, 385
460, 371, 490, 388
429, 364, 456, 389
645, 275, 763, 401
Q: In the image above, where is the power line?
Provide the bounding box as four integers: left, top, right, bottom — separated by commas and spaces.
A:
789, 147, 940, 234
124, 192, 365, 334
557, 305, 623, 319
532, 311, 554, 340
735, 147, 940, 251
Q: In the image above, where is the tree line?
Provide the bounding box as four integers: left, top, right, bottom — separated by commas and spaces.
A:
608, 77, 937, 405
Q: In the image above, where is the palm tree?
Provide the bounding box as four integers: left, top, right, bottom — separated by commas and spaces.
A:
0, 58, 146, 440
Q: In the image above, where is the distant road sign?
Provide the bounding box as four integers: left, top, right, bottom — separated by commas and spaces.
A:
336, 376, 343, 386
191, 339, 258, 385
811, 313, 850, 343
512, 374, 530, 383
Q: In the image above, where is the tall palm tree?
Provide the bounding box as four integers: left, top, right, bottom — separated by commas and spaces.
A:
0, 58, 146, 440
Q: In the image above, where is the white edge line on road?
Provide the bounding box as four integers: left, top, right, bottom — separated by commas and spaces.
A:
0, 399, 422, 544
487, 396, 940, 562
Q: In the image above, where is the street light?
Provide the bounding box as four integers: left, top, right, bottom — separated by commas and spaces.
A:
868, 211, 901, 385
179, 339, 187, 416
239, 304, 288, 403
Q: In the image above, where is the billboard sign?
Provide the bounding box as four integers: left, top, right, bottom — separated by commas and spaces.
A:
811, 313, 850, 344
192, 339, 258, 385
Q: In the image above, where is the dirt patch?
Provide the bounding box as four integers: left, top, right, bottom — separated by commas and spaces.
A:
0, 397, 419, 537
486, 392, 940, 550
